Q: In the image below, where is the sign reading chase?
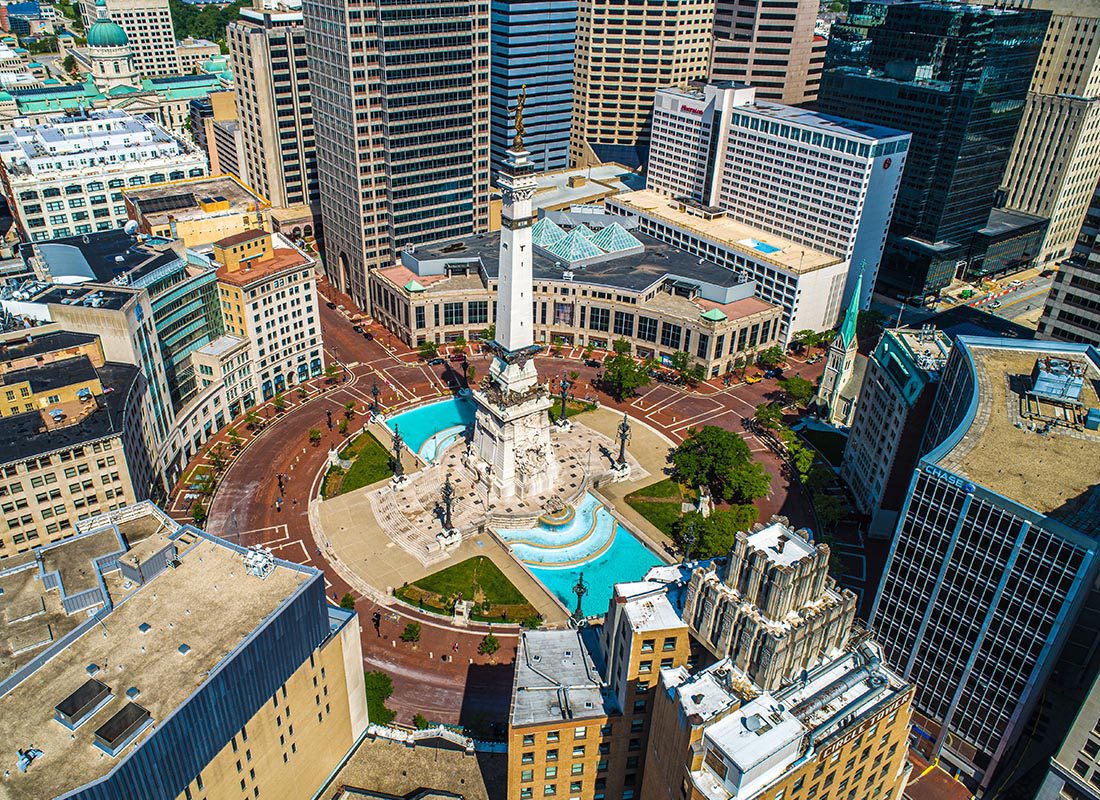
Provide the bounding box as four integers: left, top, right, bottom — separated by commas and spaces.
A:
924, 464, 975, 494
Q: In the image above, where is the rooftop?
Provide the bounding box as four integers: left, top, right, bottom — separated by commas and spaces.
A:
123, 175, 267, 225
519, 163, 644, 211
215, 228, 271, 248
0, 329, 98, 364
614, 581, 686, 633
609, 190, 840, 275
511, 629, 612, 727
0, 511, 312, 800
0, 362, 137, 465
214, 235, 312, 287
32, 228, 184, 287
744, 521, 816, 568
930, 339, 1100, 527
2, 352, 98, 393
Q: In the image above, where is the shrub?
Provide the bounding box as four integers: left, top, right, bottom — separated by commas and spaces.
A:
414, 713, 430, 730
400, 621, 422, 642
478, 633, 500, 656
340, 593, 356, 609
364, 671, 396, 726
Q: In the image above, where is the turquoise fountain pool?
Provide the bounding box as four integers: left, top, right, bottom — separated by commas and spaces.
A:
497, 493, 662, 617
385, 396, 477, 462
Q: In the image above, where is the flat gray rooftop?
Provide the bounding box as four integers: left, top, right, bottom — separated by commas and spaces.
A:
511, 630, 611, 728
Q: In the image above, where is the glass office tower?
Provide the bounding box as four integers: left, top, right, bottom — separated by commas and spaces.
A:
817, 1, 1049, 303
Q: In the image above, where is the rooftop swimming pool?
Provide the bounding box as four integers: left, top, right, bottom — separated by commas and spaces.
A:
739, 237, 781, 255
497, 493, 662, 617
385, 396, 476, 462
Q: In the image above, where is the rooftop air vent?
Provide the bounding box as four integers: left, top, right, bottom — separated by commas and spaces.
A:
93, 702, 151, 756
178, 643, 191, 655
55, 678, 112, 729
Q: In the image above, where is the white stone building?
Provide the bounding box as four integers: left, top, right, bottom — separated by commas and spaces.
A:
647, 82, 910, 308
0, 109, 207, 242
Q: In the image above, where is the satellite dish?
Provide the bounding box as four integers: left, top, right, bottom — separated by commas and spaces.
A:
124, 220, 139, 236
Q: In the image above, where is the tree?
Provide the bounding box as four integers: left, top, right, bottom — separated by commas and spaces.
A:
669, 426, 755, 499
338, 417, 349, 434
272, 392, 286, 412
813, 492, 846, 531
418, 340, 438, 359
209, 442, 227, 473
787, 439, 815, 479
669, 351, 706, 385
613, 337, 632, 356
551, 336, 565, 356
671, 507, 759, 559
466, 364, 477, 385
190, 501, 207, 525
790, 330, 819, 351
778, 376, 815, 407
584, 341, 595, 357
27, 36, 59, 54
308, 427, 322, 446
344, 401, 356, 420
453, 335, 467, 353
364, 671, 396, 725
227, 427, 241, 450
480, 323, 496, 341
600, 348, 650, 400
754, 402, 784, 431
522, 614, 543, 630
325, 363, 340, 383
725, 460, 772, 504
340, 593, 356, 609
244, 409, 260, 429
478, 633, 500, 656
62, 53, 78, 75
400, 621, 421, 642
169, 0, 247, 41
413, 713, 430, 730
856, 309, 888, 337
757, 345, 785, 368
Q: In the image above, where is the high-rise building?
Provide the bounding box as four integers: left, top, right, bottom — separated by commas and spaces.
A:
1040, 179, 1100, 345
978, 0, 1100, 267
709, 0, 827, 104
509, 519, 916, 800
569, 0, 713, 169
0, 500, 368, 799
188, 91, 243, 180
647, 82, 909, 308
303, 0, 491, 311
490, 0, 575, 174
0, 108, 208, 242
840, 325, 951, 537
817, 1, 1049, 304
228, 0, 319, 211
871, 337, 1100, 789
1037, 669, 1100, 800
79, 0, 180, 77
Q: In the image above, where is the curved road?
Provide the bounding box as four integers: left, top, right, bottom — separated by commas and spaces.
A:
179, 282, 824, 730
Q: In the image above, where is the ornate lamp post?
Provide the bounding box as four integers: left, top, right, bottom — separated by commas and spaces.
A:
392, 424, 405, 481
556, 373, 571, 426
572, 572, 588, 622
441, 473, 455, 532
371, 381, 381, 416
616, 412, 630, 469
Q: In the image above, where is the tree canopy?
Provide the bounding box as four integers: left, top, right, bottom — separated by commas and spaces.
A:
756, 345, 785, 368
668, 425, 771, 503
599, 339, 650, 400
778, 375, 815, 406
671, 507, 760, 559
169, 0, 247, 42
669, 351, 705, 384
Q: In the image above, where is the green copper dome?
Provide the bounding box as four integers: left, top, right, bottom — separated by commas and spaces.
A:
87, 4, 129, 49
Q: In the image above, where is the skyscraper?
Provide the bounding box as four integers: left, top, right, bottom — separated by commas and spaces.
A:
709, 0, 827, 104
79, 0, 180, 77
1041, 179, 1100, 345
569, 0, 713, 169
871, 337, 1100, 789
490, 0, 576, 174
303, 0, 491, 311
978, 0, 1100, 266
228, 0, 319, 211
817, 1, 1049, 304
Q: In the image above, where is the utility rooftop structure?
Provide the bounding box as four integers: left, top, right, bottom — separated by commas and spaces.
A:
0, 501, 365, 800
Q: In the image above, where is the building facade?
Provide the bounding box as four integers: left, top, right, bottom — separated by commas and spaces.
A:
1037, 668, 1100, 800
489, 0, 575, 174
569, 0, 712, 169
78, 0, 181, 76
123, 174, 269, 249
647, 82, 909, 308
369, 211, 783, 378
303, 0, 491, 311
228, 0, 319, 211
0, 502, 368, 800
871, 337, 1100, 789
978, 0, 1100, 267
709, 0, 827, 104
606, 191, 850, 342
1041, 179, 1100, 345
214, 229, 324, 398
840, 326, 951, 538
0, 109, 208, 242
817, 1, 1050, 303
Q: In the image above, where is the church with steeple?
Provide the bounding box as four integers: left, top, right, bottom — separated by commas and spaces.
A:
814, 271, 865, 427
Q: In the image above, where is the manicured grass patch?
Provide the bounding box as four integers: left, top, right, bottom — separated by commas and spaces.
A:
548, 398, 597, 424
364, 670, 396, 725
798, 428, 847, 466
624, 479, 697, 536
322, 430, 393, 497
395, 556, 537, 623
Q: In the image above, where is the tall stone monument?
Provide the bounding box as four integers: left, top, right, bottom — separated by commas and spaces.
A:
470, 88, 558, 499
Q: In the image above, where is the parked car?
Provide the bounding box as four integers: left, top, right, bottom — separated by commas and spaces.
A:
745, 375, 763, 384
326, 302, 337, 309
363, 331, 373, 340
764, 368, 783, 379
584, 359, 601, 368
427, 357, 446, 366
449, 353, 467, 362
352, 325, 363, 333
990, 300, 1002, 309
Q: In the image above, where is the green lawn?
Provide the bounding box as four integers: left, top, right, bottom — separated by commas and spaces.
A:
798, 428, 848, 467
322, 430, 393, 497
625, 479, 696, 536
395, 556, 536, 623
548, 398, 597, 424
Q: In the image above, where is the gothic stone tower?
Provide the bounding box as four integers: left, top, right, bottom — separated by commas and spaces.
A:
470, 96, 558, 499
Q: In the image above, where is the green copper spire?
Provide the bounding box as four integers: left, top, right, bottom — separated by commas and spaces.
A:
839, 265, 863, 348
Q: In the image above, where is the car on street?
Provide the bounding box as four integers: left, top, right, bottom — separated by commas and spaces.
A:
990, 300, 1002, 309
449, 353, 467, 362
326, 302, 337, 309
352, 325, 363, 333
584, 359, 601, 368
764, 368, 783, 379
745, 375, 763, 384
427, 357, 446, 366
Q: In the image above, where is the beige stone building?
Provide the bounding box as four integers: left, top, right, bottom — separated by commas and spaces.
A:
569, 0, 714, 168
0, 329, 148, 555
979, 0, 1100, 265
79, 0, 181, 77
123, 174, 270, 248
0, 501, 368, 800
228, 0, 318, 218
709, 0, 828, 104
370, 213, 783, 378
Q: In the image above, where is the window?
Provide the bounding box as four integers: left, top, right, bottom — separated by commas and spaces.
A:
443, 302, 464, 326
545, 766, 557, 779
523, 735, 535, 747
547, 731, 560, 743
638, 660, 652, 673
546, 750, 558, 762
468, 300, 488, 324
637, 316, 658, 342
662, 637, 677, 651
641, 639, 655, 653
589, 307, 610, 332
522, 752, 534, 765
613, 311, 634, 337
574, 727, 586, 740
660, 322, 683, 350
522, 770, 533, 782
